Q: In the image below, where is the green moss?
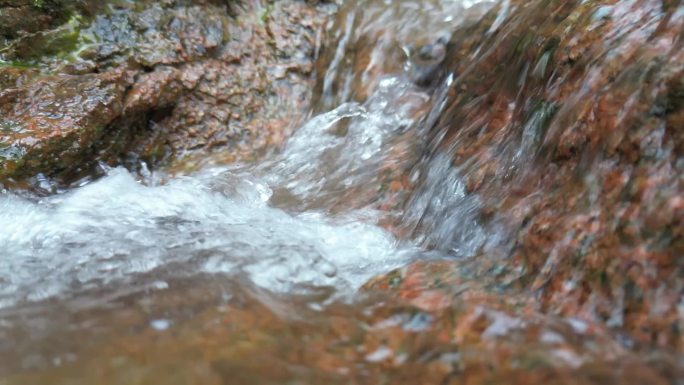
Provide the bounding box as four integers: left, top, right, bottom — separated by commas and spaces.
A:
0, 59, 37, 69
0, 1, 105, 67
261, 3, 275, 24
19, 14, 84, 62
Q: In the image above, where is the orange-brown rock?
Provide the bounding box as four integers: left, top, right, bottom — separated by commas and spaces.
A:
0, 0, 332, 190
395, 0, 684, 353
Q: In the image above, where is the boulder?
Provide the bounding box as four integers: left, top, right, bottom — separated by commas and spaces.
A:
392, 0, 684, 352
0, 0, 332, 190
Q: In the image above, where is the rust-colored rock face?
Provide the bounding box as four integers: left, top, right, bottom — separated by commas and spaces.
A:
0, 70, 133, 184
0, 0, 331, 190
154, 1, 328, 169
387, 0, 684, 353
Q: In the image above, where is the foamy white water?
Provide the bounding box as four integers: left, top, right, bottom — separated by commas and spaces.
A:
0, 0, 498, 311
0, 78, 429, 310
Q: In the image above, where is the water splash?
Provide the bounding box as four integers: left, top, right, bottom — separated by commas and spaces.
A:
0, 0, 492, 331
0, 165, 407, 309
0, 60, 451, 311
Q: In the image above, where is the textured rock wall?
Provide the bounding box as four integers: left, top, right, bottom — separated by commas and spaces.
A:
0, 0, 332, 191
378, 0, 684, 352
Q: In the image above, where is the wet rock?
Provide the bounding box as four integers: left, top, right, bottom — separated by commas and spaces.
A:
408, 38, 448, 87
157, 1, 330, 170
1, 277, 680, 384
81, 3, 228, 68
0, 0, 80, 41
0, 0, 333, 189
122, 67, 187, 115
0, 0, 102, 63
0, 66, 38, 90
0, 69, 133, 187
397, 0, 684, 352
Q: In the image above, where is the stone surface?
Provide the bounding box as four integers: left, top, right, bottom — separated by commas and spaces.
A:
0, 0, 332, 190
0, 0, 82, 41
388, 0, 684, 353
1, 0, 683, 383
0, 69, 133, 187
1, 276, 680, 385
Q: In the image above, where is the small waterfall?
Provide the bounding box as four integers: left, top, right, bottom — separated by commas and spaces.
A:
1, 0, 682, 382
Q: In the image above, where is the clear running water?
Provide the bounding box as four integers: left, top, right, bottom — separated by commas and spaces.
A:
0, 76, 431, 309
10, 1, 676, 384
0, 71, 449, 379
0, 2, 506, 378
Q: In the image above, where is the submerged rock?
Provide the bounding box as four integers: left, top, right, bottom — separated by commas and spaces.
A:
311, 0, 494, 111
2, 277, 680, 385
408, 37, 449, 87
392, 0, 684, 353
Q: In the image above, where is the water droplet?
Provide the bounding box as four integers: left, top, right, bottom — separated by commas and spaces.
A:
365, 346, 393, 362
150, 319, 171, 331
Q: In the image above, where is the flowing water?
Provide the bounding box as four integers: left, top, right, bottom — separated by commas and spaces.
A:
0, 1, 488, 379
1, 0, 683, 384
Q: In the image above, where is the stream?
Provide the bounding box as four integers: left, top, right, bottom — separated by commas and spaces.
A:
1, 0, 683, 384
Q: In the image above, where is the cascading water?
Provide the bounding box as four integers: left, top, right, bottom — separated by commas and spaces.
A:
0, 2, 474, 375
0, 61, 467, 304
1, 0, 683, 383
0, 90, 413, 307
0, 0, 501, 310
